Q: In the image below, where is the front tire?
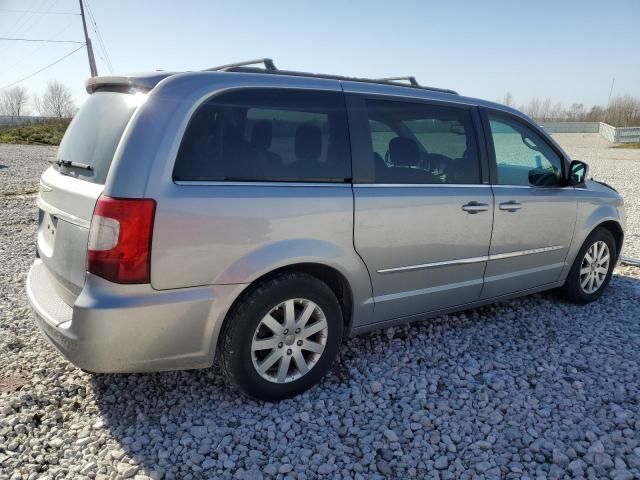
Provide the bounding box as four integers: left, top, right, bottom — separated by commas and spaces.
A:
219, 272, 343, 401
561, 227, 617, 303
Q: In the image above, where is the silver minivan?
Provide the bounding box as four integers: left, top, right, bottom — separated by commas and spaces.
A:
27, 59, 625, 400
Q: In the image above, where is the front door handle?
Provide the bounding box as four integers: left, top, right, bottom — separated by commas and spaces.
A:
462, 201, 489, 214
499, 200, 522, 212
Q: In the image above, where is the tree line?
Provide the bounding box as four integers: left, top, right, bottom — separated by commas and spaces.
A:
501, 92, 640, 127
2, 82, 638, 128
0, 81, 77, 120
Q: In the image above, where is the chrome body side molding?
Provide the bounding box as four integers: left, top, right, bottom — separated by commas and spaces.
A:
377, 246, 564, 274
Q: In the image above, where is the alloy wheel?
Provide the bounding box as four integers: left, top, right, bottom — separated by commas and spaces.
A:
579, 240, 610, 294
251, 298, 328, 383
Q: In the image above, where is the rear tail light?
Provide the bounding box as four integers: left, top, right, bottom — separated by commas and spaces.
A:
88, 196, 156, 284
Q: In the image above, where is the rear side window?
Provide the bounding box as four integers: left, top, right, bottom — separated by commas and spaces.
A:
365, 99, 481, 184
174, 89, 351, 182
56, 91, 141, 184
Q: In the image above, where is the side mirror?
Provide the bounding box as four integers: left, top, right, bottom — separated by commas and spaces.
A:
568, 160, 589, 186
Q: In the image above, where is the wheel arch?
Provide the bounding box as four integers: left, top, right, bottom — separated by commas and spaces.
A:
561, 209, 624, 282
220, 262, 356, 344
560, 219, 622, 303
595, 220, 624, 258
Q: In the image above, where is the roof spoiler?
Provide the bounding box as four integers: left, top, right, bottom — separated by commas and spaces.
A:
85, 72, 176, 94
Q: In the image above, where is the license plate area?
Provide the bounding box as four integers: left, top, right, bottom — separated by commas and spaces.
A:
37, 210, 58, 256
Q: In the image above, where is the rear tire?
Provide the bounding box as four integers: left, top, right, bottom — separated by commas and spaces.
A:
561, 227, 617, 304
219, 272, 343, 401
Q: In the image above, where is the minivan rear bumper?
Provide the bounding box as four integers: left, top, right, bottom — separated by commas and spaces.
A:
26, 259, 246, 373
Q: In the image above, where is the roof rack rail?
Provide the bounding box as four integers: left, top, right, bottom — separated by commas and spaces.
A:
202, 58, 458, 95
205, 58, 277, 72
376, 76, 419, 87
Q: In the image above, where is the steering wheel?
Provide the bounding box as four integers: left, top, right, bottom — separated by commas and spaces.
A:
528, 167, 560, 186
384, 149, 393, 166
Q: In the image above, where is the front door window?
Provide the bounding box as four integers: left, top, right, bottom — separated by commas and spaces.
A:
488, 114, 564, 187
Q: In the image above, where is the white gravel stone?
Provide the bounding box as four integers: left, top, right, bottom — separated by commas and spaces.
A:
383, 429, 399, 442
117, 464, 139, 478
0, 138, 639, 478
434, 456, 449, 469
80, 462, 97, 475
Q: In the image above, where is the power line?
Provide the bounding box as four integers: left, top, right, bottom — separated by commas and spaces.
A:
6, 0, 49, 38
0, 37, 84, 44
1, 0, 108, 86
0, 8, 79, 15
0, 44, 86, 91
19, 0, 64, 39
84, 1, 108, 70
9, 0, 61, 39
1, 18, 78, 77
85, 0, 114, 73
88, 3, 113, 72
94, 46, 113, 74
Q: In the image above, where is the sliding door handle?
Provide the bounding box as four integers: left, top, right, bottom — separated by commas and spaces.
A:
499, 200, 522, 212
462, 201, 489, 214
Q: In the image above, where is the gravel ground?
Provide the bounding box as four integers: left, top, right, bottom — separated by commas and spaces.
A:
1, 138, 639, 480
552, 133, 640, 258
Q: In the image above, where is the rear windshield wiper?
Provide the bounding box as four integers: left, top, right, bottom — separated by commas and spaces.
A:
49, 159, 93, 171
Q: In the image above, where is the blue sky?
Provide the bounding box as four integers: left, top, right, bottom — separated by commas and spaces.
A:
1, 0, 639, 112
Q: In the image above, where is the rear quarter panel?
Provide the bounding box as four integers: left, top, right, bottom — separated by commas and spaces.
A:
148, 183, 373, 328
149, 184, 359, 281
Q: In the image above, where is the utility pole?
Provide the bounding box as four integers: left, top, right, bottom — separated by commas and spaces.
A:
607, 78, 615, 107
78, 0, 98, 77
604, 78, 615, 124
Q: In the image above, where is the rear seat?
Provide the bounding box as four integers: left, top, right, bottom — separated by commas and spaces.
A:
381, 136, 439, 183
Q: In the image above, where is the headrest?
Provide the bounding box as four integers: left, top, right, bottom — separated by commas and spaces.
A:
389, 136, 419, 167
251, 121, 272, 150
295, 125, 322, 161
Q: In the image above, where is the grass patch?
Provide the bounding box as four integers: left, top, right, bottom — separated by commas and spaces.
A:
0, 121, 70, 146
612, 142, 640, 149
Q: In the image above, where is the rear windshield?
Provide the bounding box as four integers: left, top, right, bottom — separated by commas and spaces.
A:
55, 91, 141, 184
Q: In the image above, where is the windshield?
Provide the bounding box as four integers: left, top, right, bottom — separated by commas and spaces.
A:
56, 91, 144, 184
